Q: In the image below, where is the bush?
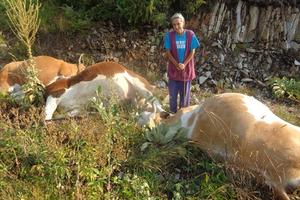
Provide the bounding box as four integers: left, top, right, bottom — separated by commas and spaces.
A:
40, 0, 206, 31
1, 0, 207, 32
269, 77, 300, 102
0, 1, 9, 31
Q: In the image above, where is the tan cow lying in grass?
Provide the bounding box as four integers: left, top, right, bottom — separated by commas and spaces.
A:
44, 61, 166, 121
0, 55, 85, 93
154, 93, 300, 200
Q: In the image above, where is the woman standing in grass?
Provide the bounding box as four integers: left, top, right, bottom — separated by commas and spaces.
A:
164, 13, 200, 113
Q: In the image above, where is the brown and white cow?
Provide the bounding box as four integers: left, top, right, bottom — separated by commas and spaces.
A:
0, 55, 85, 93
153, 93, 300, 200
44, 61, 166, 121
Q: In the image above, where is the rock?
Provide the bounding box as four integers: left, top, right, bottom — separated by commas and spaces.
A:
113, 51, 123, 58
155, 80, 167, 88
256, 80, 266, 87
241, 69, 250, 77
199, 76, 209, 84
121, 38, 126, 43
150, 46, 156, 53
241, 78, 254, 82
246, 48, 257, 53
205, 71, 212, 78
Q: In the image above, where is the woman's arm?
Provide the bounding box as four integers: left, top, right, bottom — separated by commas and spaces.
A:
182, 49, 195, 67
165, 50, 181, 70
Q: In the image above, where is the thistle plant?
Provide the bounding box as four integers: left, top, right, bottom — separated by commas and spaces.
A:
4, 0, 44, 106
4, 0, 40, 59
136, 121, 189, 171
141, 121, 188, 151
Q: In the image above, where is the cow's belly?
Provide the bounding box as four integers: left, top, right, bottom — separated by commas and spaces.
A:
58, 75, 130, 111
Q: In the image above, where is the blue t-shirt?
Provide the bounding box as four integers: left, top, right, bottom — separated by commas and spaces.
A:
164, 31, 200, 63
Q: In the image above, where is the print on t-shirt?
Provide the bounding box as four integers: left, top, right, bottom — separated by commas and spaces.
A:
176, 40, 186, 49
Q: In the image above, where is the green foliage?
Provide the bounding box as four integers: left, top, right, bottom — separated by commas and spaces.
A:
269, 77, 300, 102
186, 0, 206, 14
4, 0, 45, 106
111, 174, 153, 199
142, 121, 188, 149
38, 1, 90, 33
87, 0, 118, 22
115, 0, 168, 26
0, 32, 9, 59
1, 0, 207, 32
20, 70, 45, 107
2, 87, 288, 199
8, 41, 28, 59
39, 0, 205, 32
272, 104, 300, 126
164, 152, 234, 200
174, 0, 206, 18
60, 5, 91, 31
0, 2, 9, 31
4, 0, 41, 58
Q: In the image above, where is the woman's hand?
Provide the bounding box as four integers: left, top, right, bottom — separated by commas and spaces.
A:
178, 63, 185, 70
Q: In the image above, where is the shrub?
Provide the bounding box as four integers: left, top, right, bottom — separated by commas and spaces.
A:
269, 77, 300, 102
40, 0, 206, 30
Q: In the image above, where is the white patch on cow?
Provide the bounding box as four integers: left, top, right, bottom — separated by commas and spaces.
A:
58, 75, 109, 110
45, 69, 166, 120
45, 95, 59, 120
49, 73, 133, 118
180, 105, 201, 139
8, 83, 22, 93
123, 71, 150, 96
242, 95, 283, 124
48, 75, 66, 85
112, 72, 131, 99
9, 84, 24, 100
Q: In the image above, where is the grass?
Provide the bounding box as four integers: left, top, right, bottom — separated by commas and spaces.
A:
0, 86, 299, 200
270, 102, 300, 126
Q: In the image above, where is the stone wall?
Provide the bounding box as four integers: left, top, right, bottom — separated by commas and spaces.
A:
189, 0, 300, 50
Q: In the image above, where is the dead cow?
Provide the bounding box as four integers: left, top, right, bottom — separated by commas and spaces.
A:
0, 55, 85, 93
154, 93, 300, 200
45, 61, 165, 121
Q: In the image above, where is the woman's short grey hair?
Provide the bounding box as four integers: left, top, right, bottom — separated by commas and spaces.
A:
170, 13, 185, 23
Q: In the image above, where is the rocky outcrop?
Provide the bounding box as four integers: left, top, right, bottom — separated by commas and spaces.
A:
185, 0, 300, 91
191, 0, 300, 50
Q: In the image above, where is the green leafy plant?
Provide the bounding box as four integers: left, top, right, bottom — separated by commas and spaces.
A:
269, 77, 300, 102
141, 121, 188, 150
4, 0, 45, 106
131, 121, 189, 172
111, 174, 153, 199
4, 0, 41, 59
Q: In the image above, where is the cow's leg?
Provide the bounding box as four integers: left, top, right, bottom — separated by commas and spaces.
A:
45, 96, 59, 120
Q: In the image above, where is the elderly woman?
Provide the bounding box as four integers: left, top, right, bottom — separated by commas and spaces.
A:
164, 13, 200, 113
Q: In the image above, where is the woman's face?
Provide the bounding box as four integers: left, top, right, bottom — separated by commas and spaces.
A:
172, 18, 185, 35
